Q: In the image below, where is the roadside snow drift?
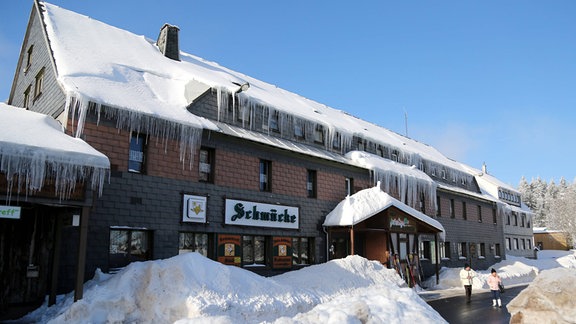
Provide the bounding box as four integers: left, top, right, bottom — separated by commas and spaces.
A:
21, 253, 446, 323
507, 267, 576, 323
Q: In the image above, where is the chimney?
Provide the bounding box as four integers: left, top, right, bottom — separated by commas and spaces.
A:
157, 24, 180, 61
482, 162, 487, 174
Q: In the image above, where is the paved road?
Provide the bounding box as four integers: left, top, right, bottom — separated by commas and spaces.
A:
427, 285, 527, 324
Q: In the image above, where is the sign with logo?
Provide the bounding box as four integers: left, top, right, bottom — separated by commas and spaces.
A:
273, 237, 293, 269
0, 206, 21, 219
182, 194, 207, 223
225, 199, 299, 229
217, 234, 241, 266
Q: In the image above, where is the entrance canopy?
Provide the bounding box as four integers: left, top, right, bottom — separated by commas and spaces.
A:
323, 182, 445, 240
0, 104, 110, 199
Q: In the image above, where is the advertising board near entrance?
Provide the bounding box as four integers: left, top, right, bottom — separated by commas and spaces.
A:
0, 206, 21, 219
182, 194, 207, 223
225, 199, 299, 229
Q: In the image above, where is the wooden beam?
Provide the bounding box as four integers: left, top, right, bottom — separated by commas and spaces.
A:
49, 215, 63, 306
74, 206, 90, 301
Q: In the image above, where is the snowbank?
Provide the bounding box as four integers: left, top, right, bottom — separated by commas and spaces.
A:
17, 250, 576, 323
421, 250, 576, 300
19, 253, 445, 324
507, 267, 576, 323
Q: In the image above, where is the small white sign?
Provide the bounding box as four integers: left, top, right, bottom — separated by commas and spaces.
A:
0, 206, 21, 219
182, 195, 207, 223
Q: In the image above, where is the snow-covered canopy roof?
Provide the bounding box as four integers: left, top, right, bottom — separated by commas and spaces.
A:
323, 182, 444, 240
0, 103, 109, 200
39, 2, 473, 176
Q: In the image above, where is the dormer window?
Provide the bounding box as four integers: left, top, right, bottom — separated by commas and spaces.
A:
391, 150, 399, 162
376, 147, 383, 157
332, 132, 341, 149
358, 141, 365, 151
441, 169, 446, 179
294, 121, 305, 139
314, 125, 324, 144
269, 110, 280, 132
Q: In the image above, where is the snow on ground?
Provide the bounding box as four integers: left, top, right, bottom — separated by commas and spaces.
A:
14, 250, 576, 324
507, 267, 576, 323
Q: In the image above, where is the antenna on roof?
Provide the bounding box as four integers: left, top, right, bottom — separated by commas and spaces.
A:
404, 109, 408, 137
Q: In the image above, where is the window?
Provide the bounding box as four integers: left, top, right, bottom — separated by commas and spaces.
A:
458, 242, 467, 258
25, 45, 33, 72
314, 125, 324, 144
419, 192, 426, 214
478, 243, 485, 258
34, 67, 45, 99
506, 212, 511, 225
23, 85, 31, 109
357, 140, 364, 151
506, 238, 511, 250
345, 178, 353, 196
268, 110, 280, 132
522, 239, 526, 250
441, 169, 446, 179
237, 106, 250, 123
332, 132, 341, 149
306, 170, 317, 198
292, 237, 313, 265
477, 205, 482, 223
179, 232, 208, 257
294, 121, 305, 139
419, 241, 431, 260
521, 213, 526, 227
450, 199, 455, 218
243, 235, 266, 266
198, 147, 215, 183
259, 160, 271, 192
495, 243, 501, 257
513, 212, 518, 226
441, 241, 451, 259
129, 133, 147, 173
513, 238, 519, 250
436, 196, 441, 217
391, 150, 398, 162
462, 201, 467, 220
492, 208, 497, 224
376, 147, 383, 157
109, 228, 152, 270
527, 240, 532, 250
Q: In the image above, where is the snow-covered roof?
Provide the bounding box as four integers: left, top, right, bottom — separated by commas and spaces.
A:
216, 123, 352, 165
323, 182, 444, 239
0, 103, 109, 199
39, 2, 472, 176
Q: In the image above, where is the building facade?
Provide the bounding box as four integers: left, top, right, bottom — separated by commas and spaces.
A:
5, 1, 532, 303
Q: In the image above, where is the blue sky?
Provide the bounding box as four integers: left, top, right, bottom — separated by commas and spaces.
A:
2, 1, 575, 187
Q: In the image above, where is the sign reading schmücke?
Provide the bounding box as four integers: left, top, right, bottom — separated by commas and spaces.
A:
225, 199, 299, 229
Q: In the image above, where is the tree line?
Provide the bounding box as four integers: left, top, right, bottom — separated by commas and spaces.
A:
518, 176, 575, 247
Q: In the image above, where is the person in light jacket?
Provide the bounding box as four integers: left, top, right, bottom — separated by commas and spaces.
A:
487, 268, 503, 307
459, 263, 476, 302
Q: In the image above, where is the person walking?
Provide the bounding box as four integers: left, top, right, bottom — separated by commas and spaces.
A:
459, 263, 476, 303
487, 268, 503, 307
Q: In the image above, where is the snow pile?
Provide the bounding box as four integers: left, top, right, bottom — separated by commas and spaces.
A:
19, 253, 445, 324
507, 268, 576, 323
421, 250, 576, 299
